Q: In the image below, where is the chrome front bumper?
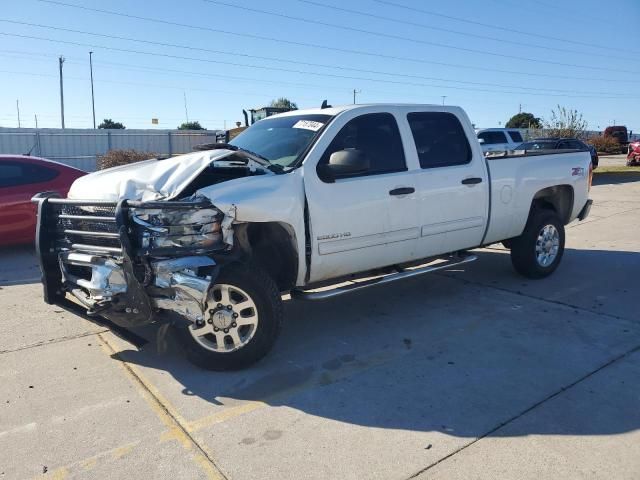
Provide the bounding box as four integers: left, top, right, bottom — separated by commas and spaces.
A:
33, 194, 221, 329
59, 252, 127, 301
59, 252, 216, 325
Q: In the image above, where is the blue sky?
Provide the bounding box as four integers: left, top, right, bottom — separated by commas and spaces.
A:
0, 0, 638, 131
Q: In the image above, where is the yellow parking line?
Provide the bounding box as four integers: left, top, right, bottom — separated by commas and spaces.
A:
97, 325, 413, 476
29, 442, 139, 480
98, 333, 227, 480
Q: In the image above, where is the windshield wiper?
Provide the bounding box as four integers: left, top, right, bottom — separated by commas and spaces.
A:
235, 146, 272, 164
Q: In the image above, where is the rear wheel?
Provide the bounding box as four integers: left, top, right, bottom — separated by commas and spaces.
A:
174, 263, 283, 371
510, 210, 565, 279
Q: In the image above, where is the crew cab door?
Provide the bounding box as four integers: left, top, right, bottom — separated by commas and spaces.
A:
403, 111, 489, 257
303, 110, 419, 283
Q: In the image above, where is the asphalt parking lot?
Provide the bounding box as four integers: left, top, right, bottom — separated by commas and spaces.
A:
1, 167, 639, 479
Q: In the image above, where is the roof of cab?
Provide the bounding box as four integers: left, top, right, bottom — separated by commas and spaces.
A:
270, 103, 464, 119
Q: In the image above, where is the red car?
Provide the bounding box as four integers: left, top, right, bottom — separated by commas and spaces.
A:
0, 155, 85, 247
628, 141, 640, 166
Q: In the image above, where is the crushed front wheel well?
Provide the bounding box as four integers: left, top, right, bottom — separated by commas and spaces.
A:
531, 185, 574, 224
234, 222, 299, 292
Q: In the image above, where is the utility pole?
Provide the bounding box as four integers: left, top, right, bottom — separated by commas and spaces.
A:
16, 99, 21, 128
59, 56, 65, 129
183, 91, 189, 123
353, 89, 361, 104
89, 51, 96, 129
519, 103, 522, 113
34, 114, 38, 129
441, 95, 447, 106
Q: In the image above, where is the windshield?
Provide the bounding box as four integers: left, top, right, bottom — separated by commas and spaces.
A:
230, 114, 333, 168
519, 141, 556, 150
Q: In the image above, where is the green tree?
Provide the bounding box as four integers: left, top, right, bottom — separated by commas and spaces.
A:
506, 112, 541, 129
98, 118, 125, 129
178, 121, 205, 130
543, 105, 588, 139
269, 97, 298, 110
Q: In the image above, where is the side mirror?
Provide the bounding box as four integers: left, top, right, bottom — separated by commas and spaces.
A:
317, 149, 370, 183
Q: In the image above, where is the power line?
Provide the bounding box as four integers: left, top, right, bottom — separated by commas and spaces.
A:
71, 59, 561, 107
200, 0, 639, 74
0, 33, 635, 101
0, 53, 610, 111
4, 47, 634, 104
27, 0, 640, 84
370, 0, 638, 55
295, 0, 628, 61
0, 68, 326, 103
1, 29, 632, 98
503, 0, 603, 25
59, 58, 640, 98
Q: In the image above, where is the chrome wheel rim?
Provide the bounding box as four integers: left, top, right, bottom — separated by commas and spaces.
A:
189, 283, 259, 353
535, 224, 560, 267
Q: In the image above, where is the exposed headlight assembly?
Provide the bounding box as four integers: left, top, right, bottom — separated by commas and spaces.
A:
131, 197, 225, 253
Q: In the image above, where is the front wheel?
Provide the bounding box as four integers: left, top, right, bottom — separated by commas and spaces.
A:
174, 263, 283, 371
510, 210, 565, 279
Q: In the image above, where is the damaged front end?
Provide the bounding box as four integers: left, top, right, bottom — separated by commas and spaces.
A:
33, 193, 234, 329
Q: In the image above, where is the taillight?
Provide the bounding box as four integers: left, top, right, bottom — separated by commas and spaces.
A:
588, 162, 593, 191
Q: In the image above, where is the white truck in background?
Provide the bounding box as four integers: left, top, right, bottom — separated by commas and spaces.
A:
476, 127, 525, 153
34, 104, 593, 370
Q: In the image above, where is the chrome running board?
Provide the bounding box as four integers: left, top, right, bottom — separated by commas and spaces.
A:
291, 253, 477, 301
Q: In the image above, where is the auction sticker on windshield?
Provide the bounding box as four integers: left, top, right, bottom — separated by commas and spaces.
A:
293, 120, 324, 131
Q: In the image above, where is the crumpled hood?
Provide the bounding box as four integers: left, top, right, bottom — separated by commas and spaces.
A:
68, 149, 263, 201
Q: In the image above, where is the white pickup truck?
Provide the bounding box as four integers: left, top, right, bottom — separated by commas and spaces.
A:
33, 104, 593, 370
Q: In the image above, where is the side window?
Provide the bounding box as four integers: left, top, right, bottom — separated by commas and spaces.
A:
0, 163, 25, 188
319, 113, 406, 178
407, 112, 472, 169
28, 164, 58, 183
508, 131, 523, 143
0, 161, 58, 188
478, 131, 508, 144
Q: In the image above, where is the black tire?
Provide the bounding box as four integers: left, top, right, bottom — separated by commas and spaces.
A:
174, 263, 283, 371
510, 209, 565, 279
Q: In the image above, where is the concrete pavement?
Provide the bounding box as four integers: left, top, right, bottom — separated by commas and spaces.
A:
0, 172, 638, 479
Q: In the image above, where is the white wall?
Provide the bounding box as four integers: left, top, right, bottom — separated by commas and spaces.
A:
0, 128, 221, 171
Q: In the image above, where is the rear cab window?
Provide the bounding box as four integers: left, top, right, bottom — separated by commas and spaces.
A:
407, 112, 472, 169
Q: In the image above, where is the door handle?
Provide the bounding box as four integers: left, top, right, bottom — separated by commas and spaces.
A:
389, 187, 415, 196
461, 177, 483, 185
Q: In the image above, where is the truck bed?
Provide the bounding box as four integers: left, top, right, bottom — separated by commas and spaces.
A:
483, 149, 591, 245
